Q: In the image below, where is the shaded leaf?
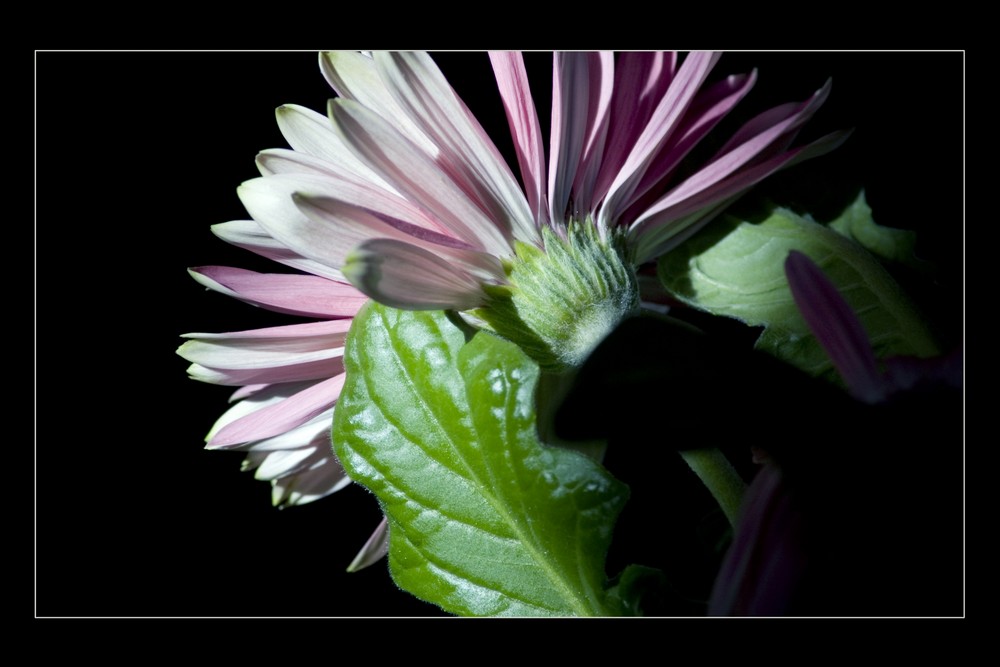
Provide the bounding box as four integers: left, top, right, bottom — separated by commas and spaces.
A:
657, 204, 937, 379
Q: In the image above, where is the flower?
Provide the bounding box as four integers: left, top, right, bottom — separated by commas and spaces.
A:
241, 50, 848, 369
181, 51, 846, 573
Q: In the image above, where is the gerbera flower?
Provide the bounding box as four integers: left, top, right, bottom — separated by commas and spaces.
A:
181, 51, 845, 572
238, 51, 847, 368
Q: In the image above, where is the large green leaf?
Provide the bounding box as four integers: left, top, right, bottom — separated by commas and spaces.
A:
332, 303, 629, 617
658, 198, 938, 379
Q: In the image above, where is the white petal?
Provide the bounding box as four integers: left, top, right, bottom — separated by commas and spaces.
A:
211, 219, 346, 282
319, 50, 439, 156
275, 104, 397, 194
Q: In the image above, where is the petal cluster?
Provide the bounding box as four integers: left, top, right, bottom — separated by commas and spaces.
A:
285, 51, 846, 317
178, 265, 386, 567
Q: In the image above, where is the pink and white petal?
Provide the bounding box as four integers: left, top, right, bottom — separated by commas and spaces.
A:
275, 104, 397, 193
188, 266, 365, 319
599, 51, 721, 227
238, 176, 368, 273
628, 196, 736, 263
229, 383, 269, 402
208, 374, 346, 448
270, 452, 353, 508
180, 321, 349, 384
784, 250, 886, 404
257, 147, 354, 179
342, 238, 489, 311
205, 382, 313, 446
181, 320, 351, 363
632, 129, 851, 243
186, 360, 334, 386
347, 517, 389, 572
373, 52, 538, 246
330, 98, 515, 257
184, 318, 352, 341
211, 219, 346, 282
259, 138, 449, 241
490, 51, 549, 228
571, 52, 615, 217
319, 51, 439, 156
548, 52, 594, 222
714, 79, 833, 160
253, 446, 319, 481
235, 411, 334, 453
592, 51, 677, 206
623, 71, 758, 216
293, 194, 506, 284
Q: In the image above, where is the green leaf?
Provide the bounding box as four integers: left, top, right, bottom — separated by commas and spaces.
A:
332, 303, 630, 617
658, 203, 938, 379
827, 190, 930, 271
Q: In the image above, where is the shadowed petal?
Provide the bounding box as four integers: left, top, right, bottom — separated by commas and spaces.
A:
784, 250, 886, 403
210, 219, 345, 282
343, 238, 488, 311
599, 51, 721, 226
292, 194, 506, 284
548, 52, 614, 221
630, 129, 851, 262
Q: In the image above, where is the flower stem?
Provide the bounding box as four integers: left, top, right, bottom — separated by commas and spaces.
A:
678, 448, 746, 528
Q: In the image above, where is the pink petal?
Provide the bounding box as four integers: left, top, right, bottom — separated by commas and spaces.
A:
347, 517, 389, 572
188, 266, 365, 319
208, 374, 346, 448
591, 52, 677, 206
622, 70, 758, 219
549, 52, 611, 221
630, 129, 851, 261
179, 319, 351, 384
185, 359, 343, 386
599, 51, 721, 226
271, 455, 353, 507
231, 411, 335, 453
490, 51, 549, 227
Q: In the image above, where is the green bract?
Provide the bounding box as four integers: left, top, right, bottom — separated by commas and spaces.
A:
658, 193, 937, 379
332, 303, 630, 617
474, 222, 640, 372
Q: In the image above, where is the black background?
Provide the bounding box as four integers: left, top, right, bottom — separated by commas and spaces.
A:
35, 51, 964, 618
